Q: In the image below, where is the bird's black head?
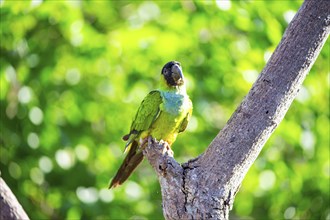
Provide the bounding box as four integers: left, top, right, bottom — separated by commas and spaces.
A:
161, 61, 184, 87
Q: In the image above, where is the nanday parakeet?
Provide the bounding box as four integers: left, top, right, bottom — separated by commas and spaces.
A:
109, 61, 192, 188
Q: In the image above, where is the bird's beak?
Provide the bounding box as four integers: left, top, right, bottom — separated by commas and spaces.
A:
172, 64, 184, 85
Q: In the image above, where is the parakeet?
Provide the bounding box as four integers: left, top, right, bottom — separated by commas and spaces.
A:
109, 61, 192, 188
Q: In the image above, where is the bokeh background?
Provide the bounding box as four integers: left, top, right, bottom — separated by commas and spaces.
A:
1, 0, 329, 219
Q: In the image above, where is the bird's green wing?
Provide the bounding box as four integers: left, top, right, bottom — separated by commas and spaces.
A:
123, 90, 162, 151
179, 98, 193, 133
111, 90, 162, 188
131, 90, 162, 131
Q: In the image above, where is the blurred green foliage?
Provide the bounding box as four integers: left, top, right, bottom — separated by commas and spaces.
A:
0, 0, 329, 219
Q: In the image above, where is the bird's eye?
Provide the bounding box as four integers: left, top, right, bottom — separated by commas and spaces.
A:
162, 68, 169, 75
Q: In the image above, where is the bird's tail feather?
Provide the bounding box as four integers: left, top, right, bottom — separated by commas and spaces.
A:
109, 141, 144, 189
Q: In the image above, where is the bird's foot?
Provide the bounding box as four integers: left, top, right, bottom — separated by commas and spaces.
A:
161, 141, 174, 157
146, 137, 173, 157
140, 137, 149, 150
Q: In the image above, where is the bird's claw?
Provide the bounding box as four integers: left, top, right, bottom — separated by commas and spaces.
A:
146, 137, 173, 157
162, 141, 174, 157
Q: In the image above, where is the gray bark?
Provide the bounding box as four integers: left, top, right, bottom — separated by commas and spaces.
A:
143, 0, 330, 219
0, 177, 29, 220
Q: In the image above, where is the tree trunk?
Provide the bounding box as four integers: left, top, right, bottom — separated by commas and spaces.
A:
143, 0, 330, 219
0, 177, 29, 220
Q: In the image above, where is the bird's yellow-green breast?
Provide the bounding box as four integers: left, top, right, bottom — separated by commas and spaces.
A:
144, 89, 192, 145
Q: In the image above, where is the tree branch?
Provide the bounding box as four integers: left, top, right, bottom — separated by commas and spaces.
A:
0, 177, 29, 220
143, 138, 188, 219
143, 0, 329, 219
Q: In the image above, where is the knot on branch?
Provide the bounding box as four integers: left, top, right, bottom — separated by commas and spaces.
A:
142, 137, 181, 178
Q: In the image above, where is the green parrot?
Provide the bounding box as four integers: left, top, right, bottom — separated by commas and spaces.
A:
109, 61, 193, 188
